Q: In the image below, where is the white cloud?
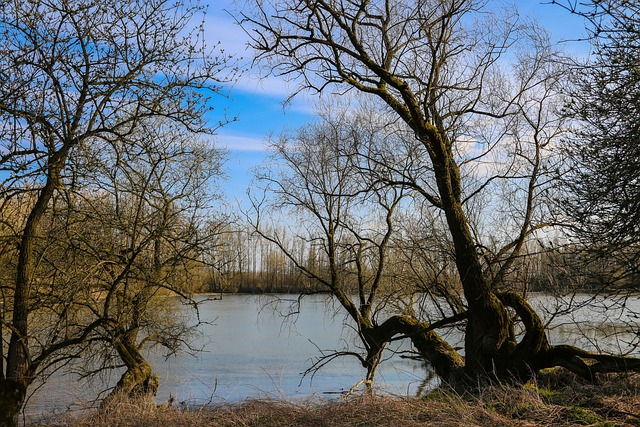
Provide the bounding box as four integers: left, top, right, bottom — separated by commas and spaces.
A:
217, 132, 268, 152
205, 3, 301, 99
234, 73, 298, 99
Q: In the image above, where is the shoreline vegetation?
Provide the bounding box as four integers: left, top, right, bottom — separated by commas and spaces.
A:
31, 370, 640, 426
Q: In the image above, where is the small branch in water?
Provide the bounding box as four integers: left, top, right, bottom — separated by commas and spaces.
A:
345, 379, 372, 398
301, 340, 366, 386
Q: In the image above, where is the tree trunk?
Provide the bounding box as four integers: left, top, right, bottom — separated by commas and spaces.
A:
492, 292, 640, 383
0, 381, 26, 427
363, 315, 465, 384
104, 334, 158, 405
2, 160, 66, 427
113, 360, 159, 398
427, 134, 510, 380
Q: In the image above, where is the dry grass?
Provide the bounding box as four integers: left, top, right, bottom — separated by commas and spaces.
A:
31, 371, 640, 427
471, 370, 640, 426
31, 396, 519, 427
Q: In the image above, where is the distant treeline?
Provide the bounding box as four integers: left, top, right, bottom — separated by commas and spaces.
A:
197, 227, 639, 295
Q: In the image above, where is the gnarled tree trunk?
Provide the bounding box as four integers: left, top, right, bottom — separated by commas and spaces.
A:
362, 315, 465, 384
362, 292, 640, 390
103, 333, 158, 406
427, 131, 512, 381
494, 292, 640, 383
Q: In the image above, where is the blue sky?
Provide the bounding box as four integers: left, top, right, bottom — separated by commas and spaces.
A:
206, 1, 589, 207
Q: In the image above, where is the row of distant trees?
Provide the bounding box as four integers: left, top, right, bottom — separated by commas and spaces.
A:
1, 0, 640, 426
207, 226, 640, 295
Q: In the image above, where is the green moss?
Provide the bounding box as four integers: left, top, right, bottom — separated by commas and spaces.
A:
525, 384, 559, 400
566, 406, 603, 425
510, 402, 537, 419
422, 389, 454, 403
249, 414, 286, 427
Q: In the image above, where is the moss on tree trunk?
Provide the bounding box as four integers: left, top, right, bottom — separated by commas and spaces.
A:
113, 361, 159, 398
363, 315, 465, 384
103, 334, 158, 406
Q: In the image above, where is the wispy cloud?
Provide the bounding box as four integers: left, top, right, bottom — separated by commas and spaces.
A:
235, 74, 300, 99
205, 3, 302, 100
217, 132, 268, 152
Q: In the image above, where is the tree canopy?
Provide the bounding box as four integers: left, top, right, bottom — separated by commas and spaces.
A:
558, 0, 640, 250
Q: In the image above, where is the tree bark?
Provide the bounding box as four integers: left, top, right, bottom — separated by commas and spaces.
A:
425, 131, 510, 380
0, 381, 25, 427
362, 315, 465, 383
103, 333, 158, 406
1, 158, 67, 427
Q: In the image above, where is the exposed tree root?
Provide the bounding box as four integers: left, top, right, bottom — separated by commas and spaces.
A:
359, 292, 640, 389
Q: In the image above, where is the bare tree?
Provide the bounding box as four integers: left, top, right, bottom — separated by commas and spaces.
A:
0, 0, 235, 424
240, 0, 640, 387
250, 106, 464, 388
62, 119, 226, 402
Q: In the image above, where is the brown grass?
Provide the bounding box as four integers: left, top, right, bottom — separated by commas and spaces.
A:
31, 371, 640, 427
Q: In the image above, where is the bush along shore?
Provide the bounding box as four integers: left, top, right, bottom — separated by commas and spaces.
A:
31, 370, 640, 427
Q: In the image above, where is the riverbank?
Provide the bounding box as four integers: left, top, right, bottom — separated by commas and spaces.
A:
31, 371, 640, 426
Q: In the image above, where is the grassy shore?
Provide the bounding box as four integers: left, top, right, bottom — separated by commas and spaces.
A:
32, 371, 640, 426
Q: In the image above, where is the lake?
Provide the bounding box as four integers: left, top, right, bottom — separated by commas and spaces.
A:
25, 294, 427, 417
24, 293, 640, 418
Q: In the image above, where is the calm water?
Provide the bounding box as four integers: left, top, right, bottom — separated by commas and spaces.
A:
25, 294, 429, 417
24, 293, 640, 417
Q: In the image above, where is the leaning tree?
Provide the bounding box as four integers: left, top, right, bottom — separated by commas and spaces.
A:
0, 0, 235, 424
60, 119, 226, 402
241, 0, 640, 388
